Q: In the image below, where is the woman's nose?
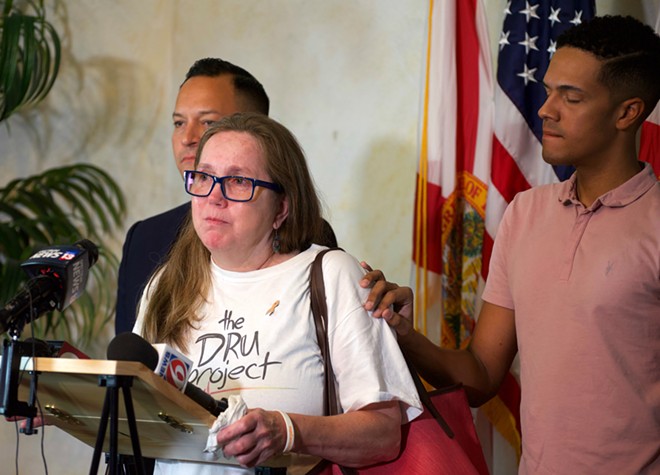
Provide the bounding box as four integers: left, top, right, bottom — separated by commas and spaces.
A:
207, 180, 227, 205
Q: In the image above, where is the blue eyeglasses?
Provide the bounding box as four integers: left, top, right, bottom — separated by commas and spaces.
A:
184, 170, 283, 202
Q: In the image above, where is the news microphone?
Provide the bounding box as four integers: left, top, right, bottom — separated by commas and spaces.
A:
0, 239, 99, 335
107, 332, 228, 417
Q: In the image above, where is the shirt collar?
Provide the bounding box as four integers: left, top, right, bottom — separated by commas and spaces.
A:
557, 162, 657, 210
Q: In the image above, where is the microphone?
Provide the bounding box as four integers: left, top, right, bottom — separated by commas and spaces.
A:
0, 239, 99, 335
107, 332, 228, 417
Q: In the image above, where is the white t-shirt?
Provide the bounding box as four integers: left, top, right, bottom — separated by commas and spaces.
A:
134, 245, 422, 475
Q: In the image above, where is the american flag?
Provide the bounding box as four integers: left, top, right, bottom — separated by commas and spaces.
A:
483, 0, 596, 282
640, 105, 660, 178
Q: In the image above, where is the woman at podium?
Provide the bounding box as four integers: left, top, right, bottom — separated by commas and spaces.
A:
134, 113, 422, 474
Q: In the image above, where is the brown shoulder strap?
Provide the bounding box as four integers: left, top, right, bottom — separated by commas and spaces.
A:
310, 248, 339, 416
309, 248, 357, 475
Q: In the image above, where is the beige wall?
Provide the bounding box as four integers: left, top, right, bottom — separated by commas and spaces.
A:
0, 1, 656, 473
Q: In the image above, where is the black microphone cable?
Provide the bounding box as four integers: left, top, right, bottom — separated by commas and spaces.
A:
29, 283, 49, 475
10, 285, 49, 475
28, 290, 49, 475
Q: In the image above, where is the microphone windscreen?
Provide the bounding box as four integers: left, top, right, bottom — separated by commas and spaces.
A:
74, 239, 99, 267
107, 332, 159, 371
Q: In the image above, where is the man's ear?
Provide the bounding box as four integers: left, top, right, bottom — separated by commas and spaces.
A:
616, 97, 645, 130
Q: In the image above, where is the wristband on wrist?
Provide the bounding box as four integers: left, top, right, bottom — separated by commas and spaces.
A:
277, 410, 295, 453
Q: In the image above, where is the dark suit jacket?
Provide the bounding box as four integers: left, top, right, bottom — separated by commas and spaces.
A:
115, 202, 190, 334
115, 203, 337, 335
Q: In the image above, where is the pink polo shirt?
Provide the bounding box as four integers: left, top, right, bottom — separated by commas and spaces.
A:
483, 163, 660, 474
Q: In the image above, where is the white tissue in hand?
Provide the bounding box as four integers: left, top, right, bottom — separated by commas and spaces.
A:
204, 394, 248, 456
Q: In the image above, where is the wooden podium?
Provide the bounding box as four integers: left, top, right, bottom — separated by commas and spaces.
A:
15, 357, 319, 474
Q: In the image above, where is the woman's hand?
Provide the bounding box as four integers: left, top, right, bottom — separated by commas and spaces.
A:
216, 408, 288, 467
5, 415, 49, 430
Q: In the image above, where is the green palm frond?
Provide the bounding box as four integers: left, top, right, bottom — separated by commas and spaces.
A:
0, 164, 126, 345
1, 2, 125, 347
0, 0, 61, 121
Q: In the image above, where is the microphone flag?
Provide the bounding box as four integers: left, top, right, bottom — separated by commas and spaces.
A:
153, 343, 192, 392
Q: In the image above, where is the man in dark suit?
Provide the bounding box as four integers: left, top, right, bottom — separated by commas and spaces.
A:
116, 58, 337, 335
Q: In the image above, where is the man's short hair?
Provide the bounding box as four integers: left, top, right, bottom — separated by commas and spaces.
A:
557, 15, 660, 118
183, 58, 270, 115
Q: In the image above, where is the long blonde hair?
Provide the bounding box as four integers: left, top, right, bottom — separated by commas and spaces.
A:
141, 113, 324, 350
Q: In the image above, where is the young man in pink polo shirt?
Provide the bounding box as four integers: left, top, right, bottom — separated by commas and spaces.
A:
364, 15, 660, 474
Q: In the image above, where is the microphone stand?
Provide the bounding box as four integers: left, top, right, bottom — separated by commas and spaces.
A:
1, 316, 146, 474
89, 374, 146, 475
0, 323, 40, 431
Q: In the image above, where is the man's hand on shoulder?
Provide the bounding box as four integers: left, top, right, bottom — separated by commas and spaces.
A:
359, 263, 414, 336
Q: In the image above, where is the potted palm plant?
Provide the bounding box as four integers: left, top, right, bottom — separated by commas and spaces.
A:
0, 0, 125, 345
